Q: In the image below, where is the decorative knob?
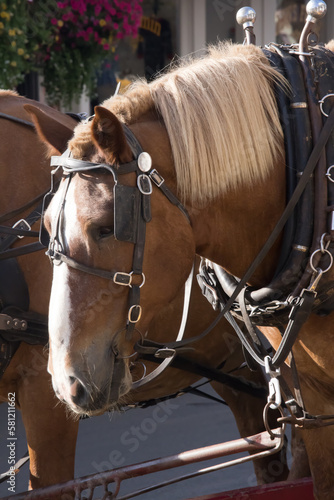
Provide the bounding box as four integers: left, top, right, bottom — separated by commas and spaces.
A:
306, 0, 327, 22
236, 7, 256, 28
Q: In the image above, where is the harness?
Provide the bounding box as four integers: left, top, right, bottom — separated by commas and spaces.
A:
196, 27, 334, 425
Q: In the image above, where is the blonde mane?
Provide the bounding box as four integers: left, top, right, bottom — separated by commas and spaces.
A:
70, 43, 285, 206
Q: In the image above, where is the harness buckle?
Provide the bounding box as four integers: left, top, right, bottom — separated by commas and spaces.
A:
128, 305, 142, 323
154, 347, 176, 359
12, 219, 31, 239
264, 356, 281, 409
149, 169, 164, 187
137, 174, 153, 195
113, 272, 132, 287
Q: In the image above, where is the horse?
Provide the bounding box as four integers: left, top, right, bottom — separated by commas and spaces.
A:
0, 91, 292, 495
29, 40, 334, 499
0, 91, 79, 491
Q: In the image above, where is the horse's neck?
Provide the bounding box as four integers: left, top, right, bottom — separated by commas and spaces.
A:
133, 117, 285, 287
189, 162, 286, 287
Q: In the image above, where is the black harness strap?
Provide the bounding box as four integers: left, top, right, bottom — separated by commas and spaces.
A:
261, 46, 314, 293
0, 201, 44, 257
136, 352, 267, 400
0, 112, 34, 129
0, 242, 45, 260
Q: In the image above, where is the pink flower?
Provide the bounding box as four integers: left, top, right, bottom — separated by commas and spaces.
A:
103, 43, 109, 50
62, 12, 73, 21
70, 0, 86, 15
94, 5, 102, 16
51, 18, 58, 25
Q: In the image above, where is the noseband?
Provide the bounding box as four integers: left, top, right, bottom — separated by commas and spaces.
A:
47, 125, 192, 384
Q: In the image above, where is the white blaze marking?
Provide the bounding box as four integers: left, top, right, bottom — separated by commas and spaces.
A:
48, 181, 81, 383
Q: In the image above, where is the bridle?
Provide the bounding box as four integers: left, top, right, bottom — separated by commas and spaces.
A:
47, 124, 194, 388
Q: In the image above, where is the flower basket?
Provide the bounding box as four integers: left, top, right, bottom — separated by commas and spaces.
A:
0, 0, 142, 107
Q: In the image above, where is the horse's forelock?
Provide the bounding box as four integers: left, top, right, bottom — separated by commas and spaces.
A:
69, 83, 153, 160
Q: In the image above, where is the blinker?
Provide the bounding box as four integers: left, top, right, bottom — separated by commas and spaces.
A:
114, 184, 140, 243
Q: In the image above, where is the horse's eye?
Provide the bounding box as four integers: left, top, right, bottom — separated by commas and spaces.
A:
98, 226, 114, 239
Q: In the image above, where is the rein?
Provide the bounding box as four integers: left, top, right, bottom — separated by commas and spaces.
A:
0, 112, 34, 129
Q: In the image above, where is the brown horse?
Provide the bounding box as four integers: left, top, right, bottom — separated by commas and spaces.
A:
0, 91, 79, 491
29, 40, 334, 498
0, 91, 291, 495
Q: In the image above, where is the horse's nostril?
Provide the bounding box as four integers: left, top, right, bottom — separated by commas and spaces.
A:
68, 376, 89, 407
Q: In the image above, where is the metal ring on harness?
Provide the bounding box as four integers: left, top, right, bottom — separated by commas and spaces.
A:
309, 248, 333, 273
263, 402, 286, 439
326, 165, 334, 183
319, 93, 334, 117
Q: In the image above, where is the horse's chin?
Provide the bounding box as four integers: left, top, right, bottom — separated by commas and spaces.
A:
62, 381, 131, 417
68, 402, 121, 418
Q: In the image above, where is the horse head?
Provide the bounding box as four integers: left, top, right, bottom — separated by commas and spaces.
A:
29, 104, 195, 416
28, 43, 286, 416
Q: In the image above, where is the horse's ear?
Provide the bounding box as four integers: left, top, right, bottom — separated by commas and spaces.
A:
24, 104, 75, 155
91, 106, 132, 164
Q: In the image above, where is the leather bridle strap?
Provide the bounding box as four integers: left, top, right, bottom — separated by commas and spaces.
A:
0, 112, 34, 129
0, 189, 49, 225
132, 264, 194, 388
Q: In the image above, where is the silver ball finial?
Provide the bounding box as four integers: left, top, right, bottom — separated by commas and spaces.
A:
306, 0, 327, 22
236, 7, 256, 28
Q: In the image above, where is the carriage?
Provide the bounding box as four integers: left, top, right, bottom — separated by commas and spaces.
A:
1, 0, 334, 498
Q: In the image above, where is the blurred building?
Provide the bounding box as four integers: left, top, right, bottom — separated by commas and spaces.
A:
32, 0, 334, 112
179, 0, 334, 55
107, 0, 334, 103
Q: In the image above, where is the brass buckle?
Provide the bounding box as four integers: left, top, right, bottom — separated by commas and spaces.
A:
128, 305, 142, 323
113, 272, 132, 287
